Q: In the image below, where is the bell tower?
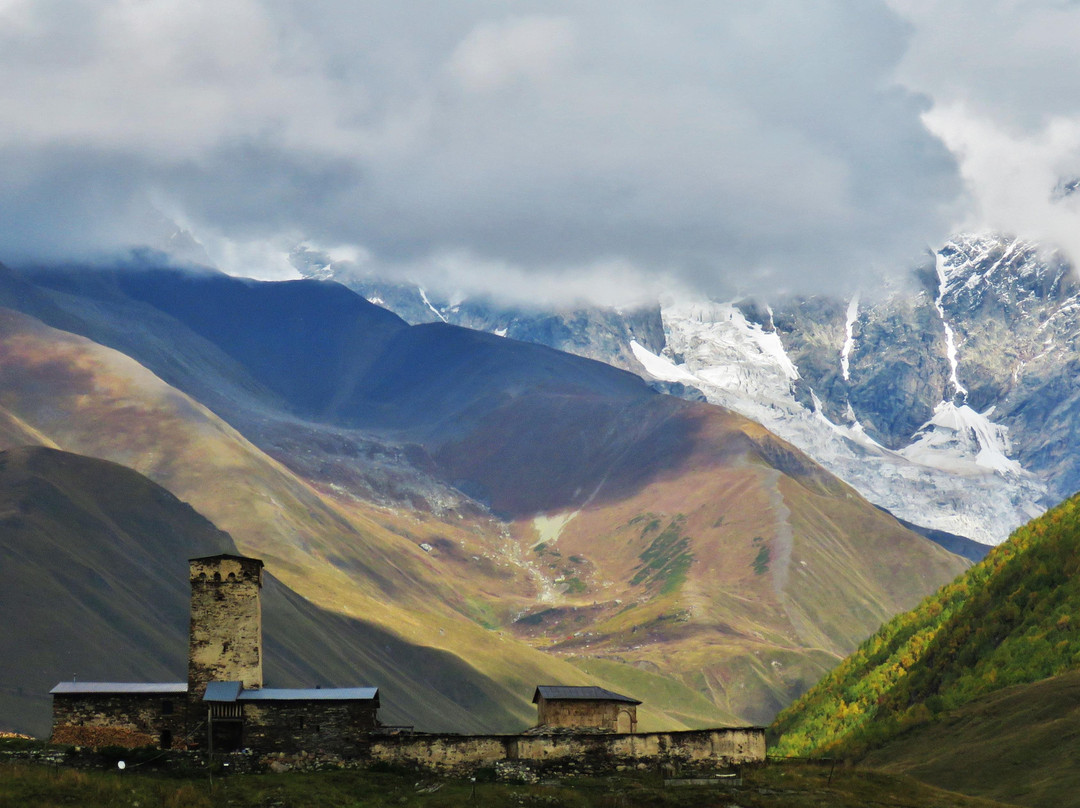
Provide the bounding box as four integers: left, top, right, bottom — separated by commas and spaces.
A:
187, 554, 264, 699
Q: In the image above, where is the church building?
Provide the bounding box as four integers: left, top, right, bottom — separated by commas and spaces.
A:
50, 554, 380, 753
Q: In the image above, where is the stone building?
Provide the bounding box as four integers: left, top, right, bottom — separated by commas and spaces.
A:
50, 554, 380, 752
532, 686, 640, 733
48, 553, 767, 772
50, 682, 188, 749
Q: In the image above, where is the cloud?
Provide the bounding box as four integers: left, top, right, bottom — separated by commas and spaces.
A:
888, 0, 1080, 261
448, 16, 578, 94
0, 0, 977, 300
923, 105, 1080, 258
889, 0, 1080, 129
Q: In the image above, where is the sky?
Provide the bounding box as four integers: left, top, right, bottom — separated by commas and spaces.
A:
1, 0, 1078, 305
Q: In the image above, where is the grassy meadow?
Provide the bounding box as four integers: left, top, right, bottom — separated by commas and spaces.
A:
0, 752, 1018, 808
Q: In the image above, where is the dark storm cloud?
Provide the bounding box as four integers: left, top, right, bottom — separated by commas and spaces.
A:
0, 0, 970, 300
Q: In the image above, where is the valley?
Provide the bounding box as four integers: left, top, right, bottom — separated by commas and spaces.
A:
2, 3, 1076, 803
0, 261, 967, 737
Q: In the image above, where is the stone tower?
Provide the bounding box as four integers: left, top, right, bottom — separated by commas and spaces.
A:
187, 554, 264, 699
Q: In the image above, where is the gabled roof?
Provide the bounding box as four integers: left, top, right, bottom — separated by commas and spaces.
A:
532, 685, 641, 705
201, 682, 379, 704
51, 682, 187, 695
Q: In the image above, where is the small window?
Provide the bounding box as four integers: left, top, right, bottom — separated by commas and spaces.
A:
160, 730, 173, 749
162, 700, 174, 715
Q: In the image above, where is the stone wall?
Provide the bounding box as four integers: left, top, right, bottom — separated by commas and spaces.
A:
535, 698, 635, 732
367, 727, 765, 775
242, 701, 379, 755
51, 694, 187, 749
188, 556, 263, 699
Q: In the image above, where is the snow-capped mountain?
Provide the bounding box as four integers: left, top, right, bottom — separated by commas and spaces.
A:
630, 300, 1045, 543
292, 233, 1080, 545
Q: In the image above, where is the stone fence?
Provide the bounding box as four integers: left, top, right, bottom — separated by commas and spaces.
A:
4, 726, 766, 779
367, 727, 765, 776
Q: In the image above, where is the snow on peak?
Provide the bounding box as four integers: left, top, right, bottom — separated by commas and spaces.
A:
418, 288, 448, 323
841, 294, 859, 382
900, 401, 1022, 477
642, 300, 1043, 544
666, 301, 798, 387
629, 339, 697, 384
934, 252, 968, 401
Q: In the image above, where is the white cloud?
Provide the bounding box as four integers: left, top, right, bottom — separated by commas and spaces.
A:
923, 105, 1080, 256
448, 16, 578, 93
888, 0, 1080, 262
376, 250, 682, 310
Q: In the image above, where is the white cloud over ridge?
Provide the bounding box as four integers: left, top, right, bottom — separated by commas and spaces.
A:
0, 0, 1076, 302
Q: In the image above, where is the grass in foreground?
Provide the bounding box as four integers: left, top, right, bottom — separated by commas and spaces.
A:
0, 760, 1019, 808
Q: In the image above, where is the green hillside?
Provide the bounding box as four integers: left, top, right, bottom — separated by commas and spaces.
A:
772, 490, 1080, 758
860, 669, 1080, 807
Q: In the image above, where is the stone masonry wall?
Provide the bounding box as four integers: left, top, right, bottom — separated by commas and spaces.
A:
243, 701, 379, 755
188, 556, 263, 699
536, 698, 634, 731
51, 694, 188, 749
367, 727, 765, 775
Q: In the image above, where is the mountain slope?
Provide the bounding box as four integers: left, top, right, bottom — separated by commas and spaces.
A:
0, 446, 519, 738
859, 670, 1080, 808
0, 307, 647, 734
301, 235, 1072, 546
0, 263, 970, 726
771, 489, 1080, 759
495, 404, 968, 723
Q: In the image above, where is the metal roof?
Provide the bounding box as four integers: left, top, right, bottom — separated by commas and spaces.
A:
201, 682, 379, 703
51, 682, 187, 695
241, 687, 379, 702
203, 681, 244, 702
532, 686, 641, 705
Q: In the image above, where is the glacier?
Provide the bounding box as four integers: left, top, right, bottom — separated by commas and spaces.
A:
635, 299, 1045, 544
291, 234, 1063, 546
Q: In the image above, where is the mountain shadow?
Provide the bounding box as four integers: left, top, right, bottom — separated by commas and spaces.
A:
0, 446, 521, 737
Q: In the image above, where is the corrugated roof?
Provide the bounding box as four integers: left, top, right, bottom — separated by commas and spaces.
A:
203, 681, 244, 702
50, 682, 187, 695
532, 685, 641, 705
239, 687, 379, 702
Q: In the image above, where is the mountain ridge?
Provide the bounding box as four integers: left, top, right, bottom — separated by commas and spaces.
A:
295, 233, 1072, 545
0, 262, 969, 729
